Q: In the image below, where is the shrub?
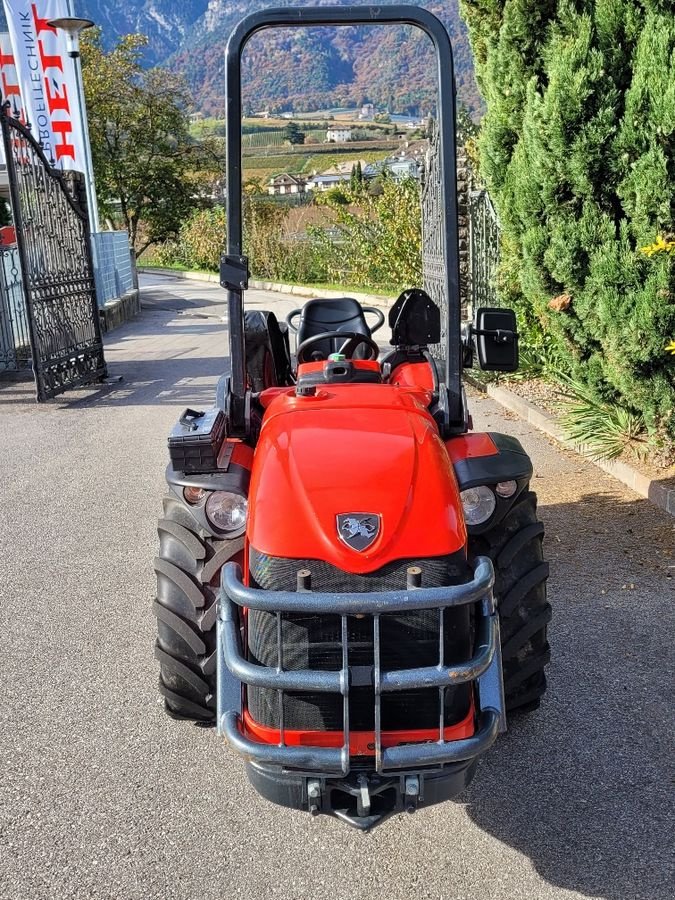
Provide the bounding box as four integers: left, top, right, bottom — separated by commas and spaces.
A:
560, 377, 647, 462
144, 239, 187, 268
461, 0, 675, 437
178, 206, 227, 271
313, 176, 422, 291
244, 198, 329, 284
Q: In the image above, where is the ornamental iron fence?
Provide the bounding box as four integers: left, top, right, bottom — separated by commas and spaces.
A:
468, 189, 501, 311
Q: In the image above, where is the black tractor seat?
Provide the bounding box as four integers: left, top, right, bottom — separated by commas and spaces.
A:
287, 298, 384, 360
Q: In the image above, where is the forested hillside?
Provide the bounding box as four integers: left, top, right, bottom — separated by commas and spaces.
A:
172, 0, 481, 116
0, 0, 481, 116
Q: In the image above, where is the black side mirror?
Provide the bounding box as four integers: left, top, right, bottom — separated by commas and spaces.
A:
472, 307, 519, 372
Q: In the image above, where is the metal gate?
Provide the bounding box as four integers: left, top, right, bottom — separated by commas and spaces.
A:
423, 130, 502, 330
0, 104, 106, 400
421, 128, 448, 362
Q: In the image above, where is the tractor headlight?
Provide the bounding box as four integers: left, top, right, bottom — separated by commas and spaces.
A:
496, 479, 518, 498
205, 491, 247, 535
460, 486, 496, 526
183, 486, 207, 505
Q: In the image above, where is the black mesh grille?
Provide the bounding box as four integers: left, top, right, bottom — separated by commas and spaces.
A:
246, 549, 472, 733
251, 551, 465, 593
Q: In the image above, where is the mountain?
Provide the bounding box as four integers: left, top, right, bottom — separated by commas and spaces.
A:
0, 2, 208, 66
172, 0, 483, 117
0, 1, 482, 117
75, 1, 209, 66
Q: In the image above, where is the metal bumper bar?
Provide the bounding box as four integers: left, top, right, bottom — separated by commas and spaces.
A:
217, 556, 506, 775
219, 708, 502, 774
221, 557, 495, 614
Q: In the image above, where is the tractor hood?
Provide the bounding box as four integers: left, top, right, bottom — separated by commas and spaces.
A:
247, 386, 466, 573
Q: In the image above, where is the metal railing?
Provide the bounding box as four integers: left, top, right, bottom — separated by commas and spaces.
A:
423, 121, 502, 323
421, 130, 449, 360
92, 231, 136, 306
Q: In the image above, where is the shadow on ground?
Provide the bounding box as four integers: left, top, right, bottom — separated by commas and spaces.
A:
463, 491, 673, 900
0, 356, 229, 409
68, 355, 229, 408
0, 301, 229, 409
139, 288, 226, 311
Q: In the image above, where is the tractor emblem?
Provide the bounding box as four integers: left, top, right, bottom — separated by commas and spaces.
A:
336, 514, 381, 551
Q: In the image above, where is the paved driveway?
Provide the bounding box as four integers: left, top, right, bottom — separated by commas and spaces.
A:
0, 274, 672, 900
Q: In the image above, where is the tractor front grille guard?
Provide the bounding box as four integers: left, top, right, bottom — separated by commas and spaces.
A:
217, 557, 506, 775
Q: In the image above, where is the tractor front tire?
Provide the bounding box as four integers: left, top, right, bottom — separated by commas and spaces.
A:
472, 488, 551, 714
153, 495, 242, 724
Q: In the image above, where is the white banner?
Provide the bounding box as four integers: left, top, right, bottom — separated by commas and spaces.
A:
1, 0, 86, 171
0, 32, 23, 163
0, 32, 25, 121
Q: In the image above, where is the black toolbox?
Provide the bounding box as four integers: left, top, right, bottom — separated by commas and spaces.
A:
168, 408, 226, 474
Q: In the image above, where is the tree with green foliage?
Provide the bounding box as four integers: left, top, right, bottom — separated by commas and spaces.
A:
283, 122, 306, 145
349, 161, 364, 192
460, 0, 675, 439
314, 176, 421, 291
81, 31, 222, 253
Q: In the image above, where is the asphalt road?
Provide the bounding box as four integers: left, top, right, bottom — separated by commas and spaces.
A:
0, 274, 673, 900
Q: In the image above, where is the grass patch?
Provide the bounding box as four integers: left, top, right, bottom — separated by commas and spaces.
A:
299, 149, 391, 172
243, 147, 391, 180
243, 153, 306, 171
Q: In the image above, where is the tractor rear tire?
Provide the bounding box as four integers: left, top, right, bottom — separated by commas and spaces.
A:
471, 488, 551, 714
153, 495, 243, 724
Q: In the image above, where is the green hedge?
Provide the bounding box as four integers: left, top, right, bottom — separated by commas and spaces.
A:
461, 0, 675, 436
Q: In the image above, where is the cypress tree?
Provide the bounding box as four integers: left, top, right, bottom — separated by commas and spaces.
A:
460, 0, 675, 437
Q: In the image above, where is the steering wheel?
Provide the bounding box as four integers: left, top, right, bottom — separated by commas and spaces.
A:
297, 331, 380, 363
286, 306, 386, 334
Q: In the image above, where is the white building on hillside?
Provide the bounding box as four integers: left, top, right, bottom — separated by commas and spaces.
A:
326, 127, 352, 143
306, 173, 344, 192
306, 160, 370, 192
268, 173, 309, 196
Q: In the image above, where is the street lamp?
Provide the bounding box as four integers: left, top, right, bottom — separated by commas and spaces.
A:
47, 16, 100, 233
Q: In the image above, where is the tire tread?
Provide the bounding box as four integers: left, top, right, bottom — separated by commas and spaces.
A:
154, 497, 241, 725
472, 488, 550, 715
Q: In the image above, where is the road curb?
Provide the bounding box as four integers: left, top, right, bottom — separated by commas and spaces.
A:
139, 267, 396, 307
467, 376, 675, 517
140, 267, 220, 284
249, 280, 396, 307
98, 289, 141, 332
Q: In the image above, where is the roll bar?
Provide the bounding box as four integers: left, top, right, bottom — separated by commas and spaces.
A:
221, 5, 462, 427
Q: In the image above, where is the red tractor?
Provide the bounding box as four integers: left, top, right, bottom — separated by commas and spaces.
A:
154, 5, 550, 829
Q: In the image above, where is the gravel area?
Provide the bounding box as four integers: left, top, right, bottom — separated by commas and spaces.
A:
0, 275, 673, 900
503, 377, 566, 417
485, 376, 675, 486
